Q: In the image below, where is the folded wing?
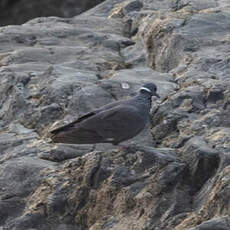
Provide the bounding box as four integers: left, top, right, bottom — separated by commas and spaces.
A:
50, 105, 145, 145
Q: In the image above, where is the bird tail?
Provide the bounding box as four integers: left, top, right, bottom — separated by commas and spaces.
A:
50, 127, 107, 144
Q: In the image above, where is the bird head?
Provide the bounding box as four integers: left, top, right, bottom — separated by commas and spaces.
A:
140, 83, 160, 98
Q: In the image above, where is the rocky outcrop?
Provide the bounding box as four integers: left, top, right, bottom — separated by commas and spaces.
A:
1, 0, 230, 229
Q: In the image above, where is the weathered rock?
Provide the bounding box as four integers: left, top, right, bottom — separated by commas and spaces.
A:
24, 147, 185, 230
1, 0, 230, 229
0, 156, 56, 227
188, 217, 230, 230
180, 136, 220, 195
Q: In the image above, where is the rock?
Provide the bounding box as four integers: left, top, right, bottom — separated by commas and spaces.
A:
123, 0, 143, 14
175, 166, 230, 230
5, 213, 47, 230
109, 0, 143, 18
38, 144, 94, 162
1, 0, 230, 229
0, 156, 56, 228
180, 136, 220, 195
23, 147, 184, 230
188, 217, 230, 230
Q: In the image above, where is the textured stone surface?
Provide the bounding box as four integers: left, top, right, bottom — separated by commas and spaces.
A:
1, 0, 230, 229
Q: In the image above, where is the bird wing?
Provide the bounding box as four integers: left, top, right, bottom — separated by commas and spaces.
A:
50, 110, 97, 135
50, 99, 127, 135
49, 106, 124, 144
49, 98, 145, 144
79, 105, 145, 143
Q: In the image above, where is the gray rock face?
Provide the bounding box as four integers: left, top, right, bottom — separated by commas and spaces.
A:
188, 217, 230, 230
1, 0, 230, 229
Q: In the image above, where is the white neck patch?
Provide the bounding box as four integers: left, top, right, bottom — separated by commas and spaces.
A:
140, 87, 151, 93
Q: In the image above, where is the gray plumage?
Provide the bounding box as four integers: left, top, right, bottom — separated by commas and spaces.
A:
50, 83, 160, 145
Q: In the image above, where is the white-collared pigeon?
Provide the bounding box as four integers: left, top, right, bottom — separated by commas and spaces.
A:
50, 83, 160, 145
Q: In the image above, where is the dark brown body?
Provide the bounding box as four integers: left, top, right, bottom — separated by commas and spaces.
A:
50, 83, 159, 145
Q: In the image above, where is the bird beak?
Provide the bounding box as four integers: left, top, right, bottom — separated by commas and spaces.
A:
153, 92, 160, 98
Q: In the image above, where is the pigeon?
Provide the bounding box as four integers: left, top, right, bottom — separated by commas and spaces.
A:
50, 83, 160, 145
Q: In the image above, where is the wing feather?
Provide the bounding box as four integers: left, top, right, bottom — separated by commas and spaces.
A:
51, 126, 108, 144
50, 111, 96, 135
50, 100, 145, 145
80, 105, 145, 143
